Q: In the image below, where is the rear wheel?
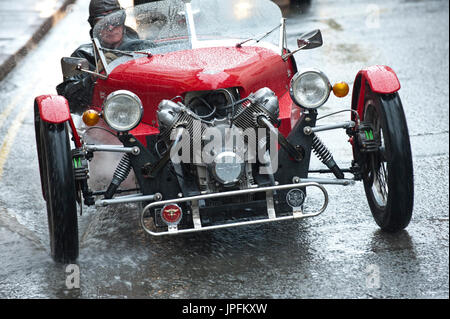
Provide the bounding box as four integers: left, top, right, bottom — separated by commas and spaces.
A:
361, 92, 414, 232
39, 120, 79, 263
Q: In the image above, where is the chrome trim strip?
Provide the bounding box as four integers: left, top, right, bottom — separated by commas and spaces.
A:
96, 193, 162, 207
85, 144, 140, 155
93, 38, 110, 77
184, 1, 198, 47
279, 17, 286, 55
191, 200, 202, 229
266, 190, 276, 219
304, 121, 356, 135
297, 177, 355, 186
93, 177, 350, 209
140, 182, 328, 236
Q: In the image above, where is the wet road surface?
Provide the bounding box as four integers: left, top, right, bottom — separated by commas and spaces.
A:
0, 0, 448, 298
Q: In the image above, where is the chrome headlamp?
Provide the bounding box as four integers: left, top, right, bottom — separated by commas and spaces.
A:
103, 90, 143, 132
211, 151, 244, 185
290, 69, 331, 110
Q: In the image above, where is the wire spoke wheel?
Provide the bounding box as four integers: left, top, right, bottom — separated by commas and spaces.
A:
361, 91, 414, 232
365, 110, 389, 208
38, 119, 79, 263
372, 158, 388, 206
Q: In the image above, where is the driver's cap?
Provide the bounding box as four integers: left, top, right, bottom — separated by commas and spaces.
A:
88, 0, 122, 27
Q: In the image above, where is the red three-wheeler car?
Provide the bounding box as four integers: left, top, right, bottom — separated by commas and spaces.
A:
34, 0, 413, 263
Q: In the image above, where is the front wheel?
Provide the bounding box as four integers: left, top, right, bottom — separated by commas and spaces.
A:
361, 92, 414, 232
38, 120, 79, 263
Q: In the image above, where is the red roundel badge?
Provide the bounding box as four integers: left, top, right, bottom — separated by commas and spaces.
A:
161, 204, 182, 225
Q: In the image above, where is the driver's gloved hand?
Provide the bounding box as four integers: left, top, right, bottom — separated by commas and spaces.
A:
56, 74, 94, 114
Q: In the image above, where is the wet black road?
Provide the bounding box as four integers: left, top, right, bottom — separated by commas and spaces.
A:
0, 0, 448, 298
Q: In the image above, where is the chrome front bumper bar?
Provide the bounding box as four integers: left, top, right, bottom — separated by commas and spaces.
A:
140, 182, 329, 236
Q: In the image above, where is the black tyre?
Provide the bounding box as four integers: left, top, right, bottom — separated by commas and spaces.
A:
362, 92, 414, 232
38, 119, 79, 263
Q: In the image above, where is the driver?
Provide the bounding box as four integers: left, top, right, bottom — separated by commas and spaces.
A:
56, 0, 139, 114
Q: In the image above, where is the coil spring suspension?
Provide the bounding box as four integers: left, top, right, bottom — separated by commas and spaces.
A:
311, 134, 344, 179
104, 153, 132, 199
312, 135, 333, 163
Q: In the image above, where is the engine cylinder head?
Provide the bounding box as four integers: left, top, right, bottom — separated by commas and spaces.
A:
232, 88, 280, 131
157, 100, 183, 131
251, 87, 280, 119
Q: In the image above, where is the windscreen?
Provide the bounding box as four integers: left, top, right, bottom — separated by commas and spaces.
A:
92, 0, 282, 64
190, 0, 282, 45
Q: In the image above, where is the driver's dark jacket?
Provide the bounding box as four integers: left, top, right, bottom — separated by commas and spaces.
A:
56, 43, 96, 114
56, 28, 139, 114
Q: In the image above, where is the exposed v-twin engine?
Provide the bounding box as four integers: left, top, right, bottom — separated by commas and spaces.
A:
156, 87, 280, 192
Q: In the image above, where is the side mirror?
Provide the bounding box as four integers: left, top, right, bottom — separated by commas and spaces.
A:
297, 29, 323, 50
282, 29, 323, 61
61, 53, 108, 81
61, 57, 89, 80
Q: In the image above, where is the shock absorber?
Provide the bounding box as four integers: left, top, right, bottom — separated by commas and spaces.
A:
71, 149, 95, 206
311, 133, 344, 179
104, 153, 132, 199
